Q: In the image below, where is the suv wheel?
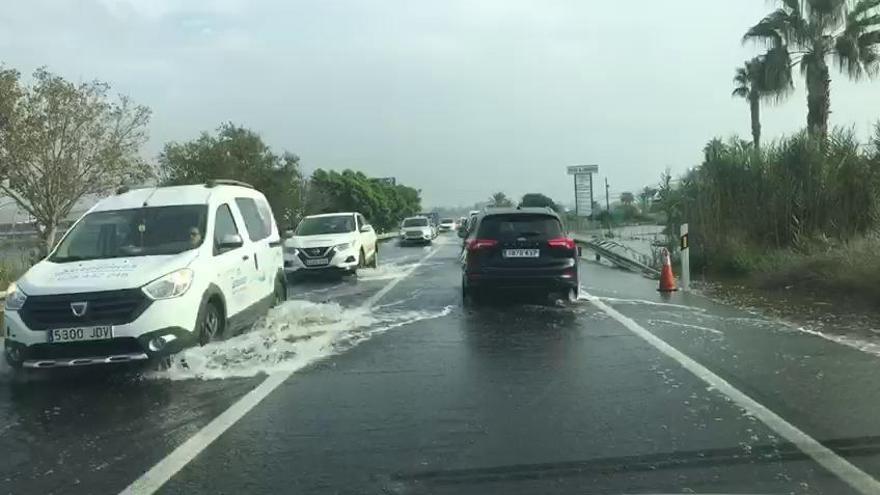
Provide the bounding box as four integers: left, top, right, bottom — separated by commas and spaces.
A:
198, 301, 224, 346
367, 244, 379, 268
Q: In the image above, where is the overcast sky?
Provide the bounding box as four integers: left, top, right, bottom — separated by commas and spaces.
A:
2, 0, 880, 208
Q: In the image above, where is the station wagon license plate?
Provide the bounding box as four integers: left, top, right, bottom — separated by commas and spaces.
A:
305, 258, 330, 266
49, 326, 113, 343
503, 249, 540, 258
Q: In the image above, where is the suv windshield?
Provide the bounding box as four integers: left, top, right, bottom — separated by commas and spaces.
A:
477, 214, 563, 240
403, 218, 428, 227
296, 215, 355, 235
51, 205, 208, 263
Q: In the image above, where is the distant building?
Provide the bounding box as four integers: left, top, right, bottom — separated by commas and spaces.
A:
374, 177, 397, 186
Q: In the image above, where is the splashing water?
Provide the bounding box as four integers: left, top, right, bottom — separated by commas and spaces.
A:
151, 299, 453, 381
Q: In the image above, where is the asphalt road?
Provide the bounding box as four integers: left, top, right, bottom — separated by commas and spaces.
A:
3, 235, 880, 494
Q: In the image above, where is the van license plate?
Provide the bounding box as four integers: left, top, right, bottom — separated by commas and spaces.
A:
305, 258, 330, 266
504, 249, 540, 258
49, 326, 113, 343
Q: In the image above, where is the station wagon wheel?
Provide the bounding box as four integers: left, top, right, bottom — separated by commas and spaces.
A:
198, 302, 224, 346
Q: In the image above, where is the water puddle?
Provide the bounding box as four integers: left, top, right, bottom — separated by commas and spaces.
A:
356, 261, 443, 282
151, 299, 453, 381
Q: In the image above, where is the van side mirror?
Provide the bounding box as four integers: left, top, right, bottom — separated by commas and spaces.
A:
283, 229, 294, 239
218, 233, 244, 250
360, 224, 373, 233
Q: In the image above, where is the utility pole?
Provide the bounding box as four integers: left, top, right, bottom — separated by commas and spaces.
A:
604, 177, 611, 235
604, 177, 610, 212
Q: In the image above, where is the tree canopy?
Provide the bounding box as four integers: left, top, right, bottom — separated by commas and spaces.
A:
306, 169, 421, 233
158, 123, 302, 226
519, 193, 559, 210
0, 67, 151, 251
489, 192, 513, 207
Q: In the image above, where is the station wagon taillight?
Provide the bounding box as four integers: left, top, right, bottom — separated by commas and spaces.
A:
467, 238, 498, 251
547, 237, 576, 250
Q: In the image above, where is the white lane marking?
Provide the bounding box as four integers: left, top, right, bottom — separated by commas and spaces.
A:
584, 290, 880, 495
121, 246, 442, 495
650, 319, 724, 336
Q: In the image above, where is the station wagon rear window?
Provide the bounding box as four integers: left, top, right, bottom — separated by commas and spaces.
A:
476, 214, 563, 241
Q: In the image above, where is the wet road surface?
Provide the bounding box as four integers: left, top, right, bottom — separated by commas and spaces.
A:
3, 236, 880, 494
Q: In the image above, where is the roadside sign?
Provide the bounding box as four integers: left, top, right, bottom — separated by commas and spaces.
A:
574, 173, 593, 217
567, 164, 598, 218
567, 165, 599, 175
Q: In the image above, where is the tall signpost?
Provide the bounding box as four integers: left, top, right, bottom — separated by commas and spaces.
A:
567, 165, 599, 219
680, 223, 690, 291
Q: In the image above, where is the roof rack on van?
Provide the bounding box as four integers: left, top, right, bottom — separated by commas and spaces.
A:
115, 185, 151, 195
205, 179, 254, 189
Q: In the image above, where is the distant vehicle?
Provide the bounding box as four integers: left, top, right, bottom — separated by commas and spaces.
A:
461, 207, 579, 304
418, 211, 440, 227
418, 211, 440, 237
4, 181, 287, 370
438, 218, 456, 232
399, 216, 433, 245
284, 212, 378, 275
458, 210, 481, 241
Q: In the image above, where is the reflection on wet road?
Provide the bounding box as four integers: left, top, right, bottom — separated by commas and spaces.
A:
3, 236, 880, 494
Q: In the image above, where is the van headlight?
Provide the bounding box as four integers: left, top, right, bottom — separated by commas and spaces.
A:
4, 282, 27, 311
142, 269, 194, 300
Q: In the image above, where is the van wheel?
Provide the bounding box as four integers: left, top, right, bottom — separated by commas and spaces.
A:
367, 244, 379, 268
198, 302, 224, 346
273, 278, 286, 307
153, 355, 173, 371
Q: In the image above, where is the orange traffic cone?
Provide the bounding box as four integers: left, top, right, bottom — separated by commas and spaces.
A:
658, 248, 678, 292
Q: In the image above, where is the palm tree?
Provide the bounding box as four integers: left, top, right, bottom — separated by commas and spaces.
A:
489, 192, 513, 207
732, 57, 779, 149
619, 192, 635, 206
744, 0, 880, 139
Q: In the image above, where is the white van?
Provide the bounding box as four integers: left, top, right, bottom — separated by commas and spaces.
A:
3, 181, 286, 369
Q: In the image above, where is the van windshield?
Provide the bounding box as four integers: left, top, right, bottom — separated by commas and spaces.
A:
295, 215, 355, 236
50, 205, 209, 263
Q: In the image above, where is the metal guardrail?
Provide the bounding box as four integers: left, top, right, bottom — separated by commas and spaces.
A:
573, 235, 660, 278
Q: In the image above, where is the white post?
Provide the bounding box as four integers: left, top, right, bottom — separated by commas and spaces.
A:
680, 223, 690, 291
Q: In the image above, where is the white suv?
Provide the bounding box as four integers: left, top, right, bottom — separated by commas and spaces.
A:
399, 216, 434, 244
283, 212, 379, 275
3, 181, 287, 370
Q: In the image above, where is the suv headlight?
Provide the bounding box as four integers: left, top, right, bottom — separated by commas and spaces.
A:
4, 282, 27, 311
142, 269, 194, 300
334, 242, 351, 251
285, 246, 299, 255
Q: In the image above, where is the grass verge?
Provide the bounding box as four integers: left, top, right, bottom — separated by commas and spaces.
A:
699, 234, 880, 306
